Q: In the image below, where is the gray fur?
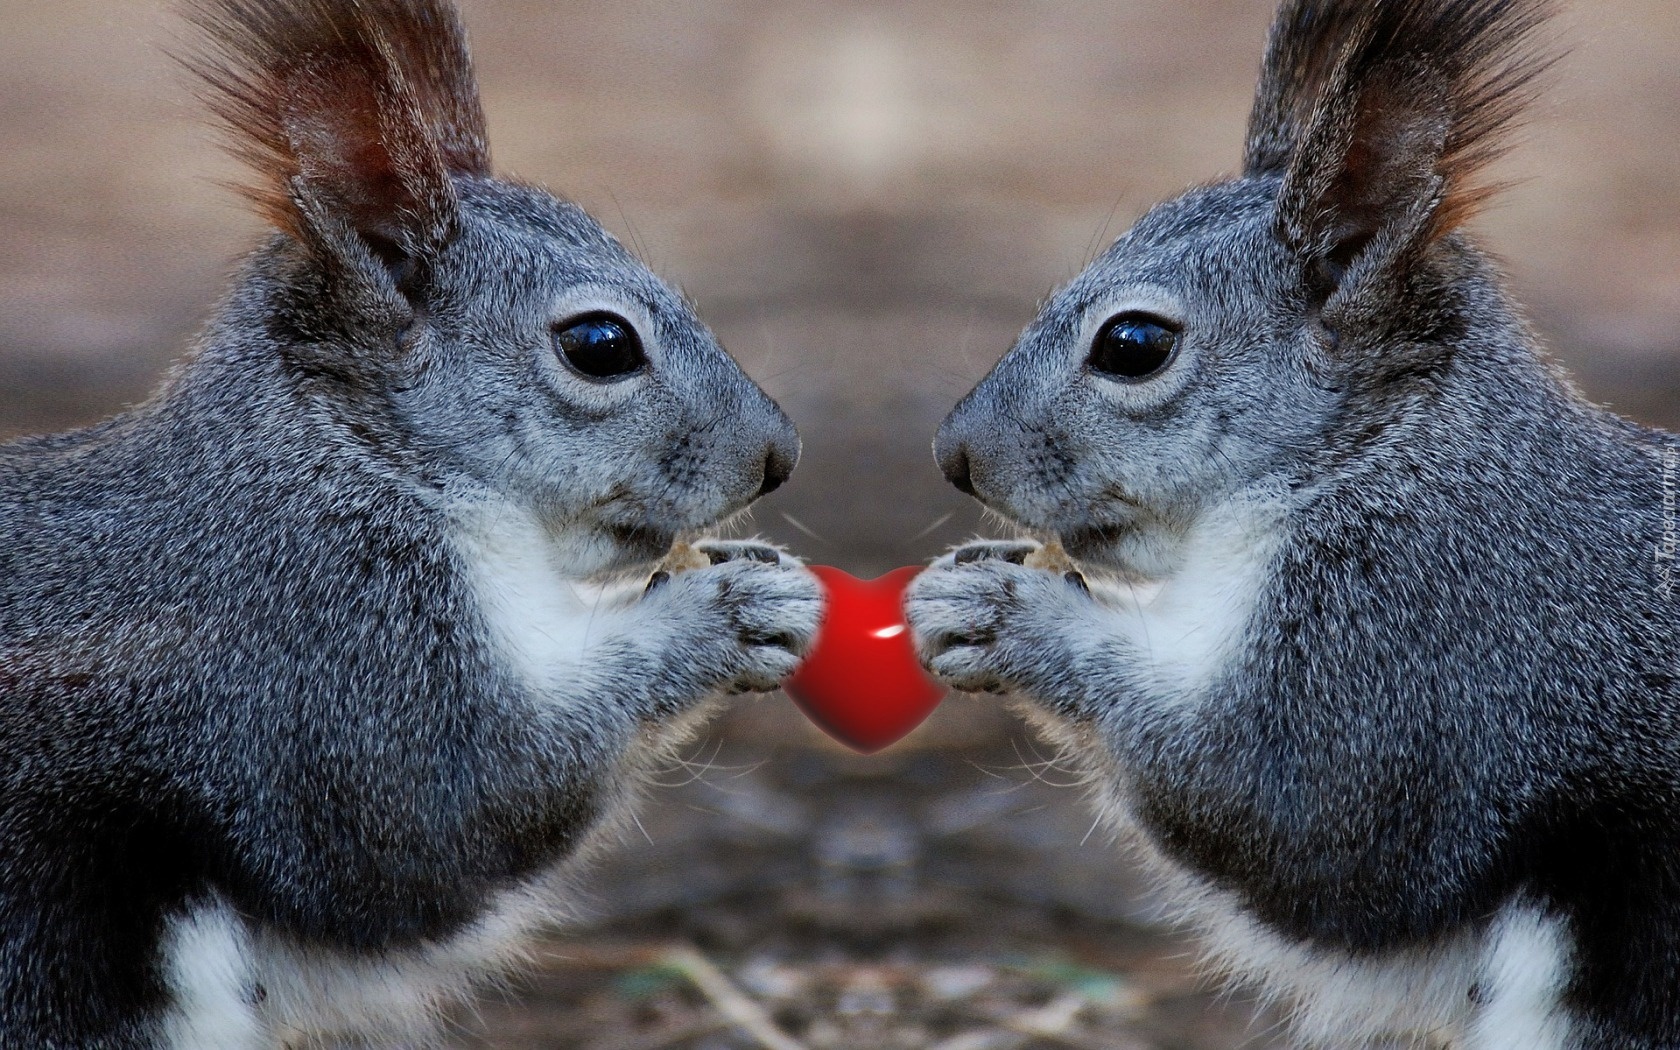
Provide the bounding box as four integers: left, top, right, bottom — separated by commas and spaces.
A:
0, 1, 817, 1046
911, 0, 1680, 1045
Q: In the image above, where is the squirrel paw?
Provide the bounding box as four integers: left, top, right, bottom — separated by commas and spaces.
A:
907, 543, 1093, 695
643, 540, 820, 696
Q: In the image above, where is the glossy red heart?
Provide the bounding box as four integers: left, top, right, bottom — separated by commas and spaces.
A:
783, 566, 947, 754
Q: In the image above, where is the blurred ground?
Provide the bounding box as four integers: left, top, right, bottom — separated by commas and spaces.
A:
445, 700, 1286, 1050
3, 0, 1679, 1046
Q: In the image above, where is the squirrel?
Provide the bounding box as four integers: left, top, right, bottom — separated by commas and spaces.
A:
0, 0, 820, 1046
909, 0, 1680, 1046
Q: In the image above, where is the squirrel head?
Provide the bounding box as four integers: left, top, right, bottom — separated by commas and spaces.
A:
936, 0, 1557, 574
182, 0, 796, 575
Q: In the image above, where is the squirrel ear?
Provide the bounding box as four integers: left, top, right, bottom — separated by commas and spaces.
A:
1278, 62, 1453, 290
1247, 0, 1556, 299
279, 58, 458, 274
182, 0, 491, 279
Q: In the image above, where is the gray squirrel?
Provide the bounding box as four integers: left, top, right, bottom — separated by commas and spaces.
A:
0, 0, 820, 1046
908, 0, 1680, 1046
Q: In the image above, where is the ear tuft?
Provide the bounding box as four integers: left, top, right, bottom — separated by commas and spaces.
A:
1247, 0, 1558, 270
179, 0, 490, 257
1245, 0, 1370, 178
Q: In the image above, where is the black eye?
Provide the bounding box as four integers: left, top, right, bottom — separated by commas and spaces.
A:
553, 313, 645, 380
1089, 313, 1180, 380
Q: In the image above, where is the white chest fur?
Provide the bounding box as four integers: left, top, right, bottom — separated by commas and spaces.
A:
1091, 492, 1286, 704
446, 498, 631, 702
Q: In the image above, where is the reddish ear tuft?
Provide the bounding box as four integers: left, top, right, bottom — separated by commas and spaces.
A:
1248, 0, 1558, 264
180, 0, 490, 253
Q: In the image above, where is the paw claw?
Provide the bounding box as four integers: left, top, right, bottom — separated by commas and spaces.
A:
942, 539, 1041, 568
695, 539, 787, 567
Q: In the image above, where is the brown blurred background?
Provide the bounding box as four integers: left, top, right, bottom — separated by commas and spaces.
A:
3, 1, 1679, 1047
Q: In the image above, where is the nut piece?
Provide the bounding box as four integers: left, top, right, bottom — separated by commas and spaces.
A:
656, 541, 712, 575
1023, 539, 1075, 574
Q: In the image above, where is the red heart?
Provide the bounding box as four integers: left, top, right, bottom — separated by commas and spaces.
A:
783, 566, 948, 754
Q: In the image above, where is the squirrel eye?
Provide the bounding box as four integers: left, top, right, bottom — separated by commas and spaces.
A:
553, 313, 645, 380
1089, 313, 1180, 380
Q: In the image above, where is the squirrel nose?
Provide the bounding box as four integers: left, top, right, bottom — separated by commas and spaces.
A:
937, 440, 977, 497
756, 439, 797, 499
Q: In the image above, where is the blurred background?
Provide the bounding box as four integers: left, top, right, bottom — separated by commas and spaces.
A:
3, 0, 1678, 1046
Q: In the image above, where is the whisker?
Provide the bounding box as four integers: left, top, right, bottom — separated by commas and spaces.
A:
756, 362, 815, 384
1079, 812, 1106, 847
778, 512, 826, 544
628, 808, 655, 847
907, 512, 956, 545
